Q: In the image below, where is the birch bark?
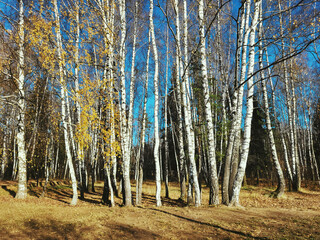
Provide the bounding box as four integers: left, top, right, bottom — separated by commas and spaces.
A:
173, 0, 186, 201
222, 1, 248, 204
15, 0, 27, 200
136, 31, 151, 205
229, 0, 261, 207
150, 0, 161, 207
74, 0, 87, 199
181, 0, 201, 206
119, 0, 132, 206
1, 121, 8, 180
198, 0, 218, 205
164, 25, 169, 198
258, 6, 285, 197
53, 0, 78, 205
278, 0, 299, 191
128, 0, 138, 153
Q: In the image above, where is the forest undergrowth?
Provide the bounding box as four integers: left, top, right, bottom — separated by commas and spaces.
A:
0, 180, 319, 239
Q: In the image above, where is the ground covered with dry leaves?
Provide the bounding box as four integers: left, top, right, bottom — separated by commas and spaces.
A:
0, 179, 319, 239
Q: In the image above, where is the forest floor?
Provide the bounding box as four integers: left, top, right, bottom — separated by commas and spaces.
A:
0, 179, 319, 240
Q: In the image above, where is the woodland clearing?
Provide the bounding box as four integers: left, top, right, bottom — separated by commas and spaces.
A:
0, 180, 319, 240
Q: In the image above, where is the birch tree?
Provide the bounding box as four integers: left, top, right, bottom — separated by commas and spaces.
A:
278, 0, 300, 191
136, 31, 151, 205
150, 0, 161, 207
258, 4, 285, 197
198, 0, 219, 205
229, 0, 261, 207
53, 0, 78, 205
15, 0, 28, 200
119, 0, 132, 206
222, 0, 250, 205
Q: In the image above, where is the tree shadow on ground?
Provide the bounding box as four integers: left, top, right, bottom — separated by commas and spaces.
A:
24, 218, 83, 240
104, 222, 160, 239
140, 206, 269, 240
138, 193, 188, 207
1, 186, 16, 197
45, 185, 103, 205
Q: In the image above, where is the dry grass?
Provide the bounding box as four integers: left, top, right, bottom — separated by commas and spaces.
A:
0, 179, 319, 239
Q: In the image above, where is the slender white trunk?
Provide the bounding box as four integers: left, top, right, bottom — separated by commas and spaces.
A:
278, 0, 298, 191
267, 50, 293, 184
198, 0, 218, 205
180, 0, 201, 206
136, 31, 151, 205
1, 129, 8, 179
15, 0, 27, 200
109, 0, 118, 197
74, 0, 86, 198
150, 0, 161, 207
164, 25, 169, 198
173, 0, 186, 201
222, 2, 248, 204
259, 6, 285, 197
230, 0, 252, 200
230, 0, 261, 206
128, 1, 138, 153
12, 135, 17, 180
53, 0, 78, 205
119, 0, 132, 206
54, 144, 59, 179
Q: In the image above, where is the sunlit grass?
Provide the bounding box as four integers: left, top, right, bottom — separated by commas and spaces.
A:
0, 179, 319, 239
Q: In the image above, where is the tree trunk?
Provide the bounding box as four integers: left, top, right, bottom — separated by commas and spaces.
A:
164, 24, 169, 199
136, 31, 151, 206
199, 0, 218, 205
1, 127, 8, 180
278, 0, 299, 192
15, 0, 27, 200
53, 0, 78, 205
119, 0, 132, 206
229, 0, 261, 207
150, 0, 161, 207
258, 5, 285, 198
222, 1, 248, 205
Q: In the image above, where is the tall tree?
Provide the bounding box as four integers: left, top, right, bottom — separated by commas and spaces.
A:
198, 0, 219, 205
150, 0, 162, 207
229, 0, 261, 207
15, 0, 28, 200
53, 0, 78, 205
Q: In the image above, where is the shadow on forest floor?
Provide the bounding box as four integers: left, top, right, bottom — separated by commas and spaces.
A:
139, 206, 269, 240
1, 186, 16, 197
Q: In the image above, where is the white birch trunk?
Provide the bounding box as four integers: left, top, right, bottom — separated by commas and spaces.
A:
278, 0, 298, 191
12, 135, 17, 181
258, 6, 285, 197
164, 25, 169, 198
173, 0, 186, 201
128, 1, 138, 153
53, 0, 78, 205
150, 0, 161, 207
230, 0, 261, 206
15, 0, 27, 199
109, 0, 118, 197
119, 0, 132, 206
222, 1, 248, 204
180, 0, 201, 206
136, 31, 151, 205
74, 0, 87, 198
1, 122, 8, 180
198, 0, 218, 205
229, 0, 252, 199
